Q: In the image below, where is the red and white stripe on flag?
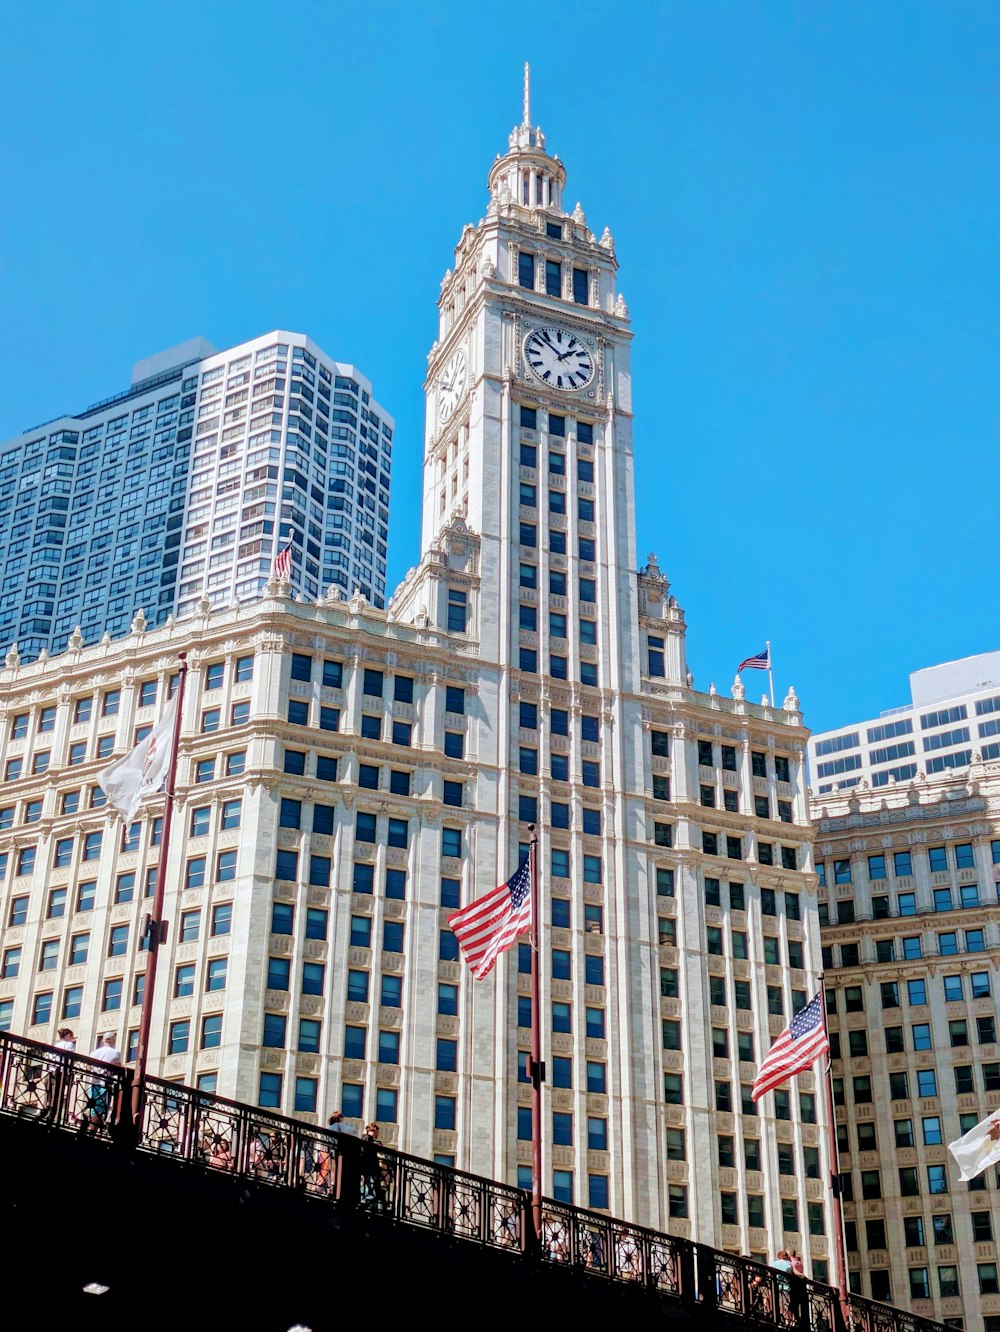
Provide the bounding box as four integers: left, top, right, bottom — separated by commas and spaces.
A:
272, 543, 292, 579
448, 858, 532, 980
751, 991, 829, 1101
738, 647, 770, 672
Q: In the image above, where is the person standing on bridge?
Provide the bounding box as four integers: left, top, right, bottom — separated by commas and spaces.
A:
79, 1033, 122, 1133
41, 1028, 76, 1122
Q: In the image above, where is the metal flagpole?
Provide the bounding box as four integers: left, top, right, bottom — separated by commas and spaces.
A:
131, 651, 188, 1129
817, 974, 850, 1321
527, 824, 544, 1249
766, 640, 775, 707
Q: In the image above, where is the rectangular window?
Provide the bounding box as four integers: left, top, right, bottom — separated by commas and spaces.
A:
572, 268, 589, 304
302, 962, 325, 995
206, 958, 227, 992
290, 653, 312, 682
267, 955, 291, 991
444, 685, 465, 716
447, 588, 467, 633
518, 252, 535, 290
220, 798, 241, 830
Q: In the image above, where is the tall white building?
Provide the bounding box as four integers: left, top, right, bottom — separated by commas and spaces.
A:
0, 333, 393, 661
808, 650, 1000, 795
0, 80, 829, 1266
812, 776, 1000, 1330
810, 688, 1000, 1327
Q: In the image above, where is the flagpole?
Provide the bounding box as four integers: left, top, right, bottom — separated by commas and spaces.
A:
766, 640, 774, 707
131, 652, 188, 1129
527, 823, 544, 1248
817, 973, 850, 1319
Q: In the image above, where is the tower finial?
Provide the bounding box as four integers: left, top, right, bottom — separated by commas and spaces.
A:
522, 62, 531, 127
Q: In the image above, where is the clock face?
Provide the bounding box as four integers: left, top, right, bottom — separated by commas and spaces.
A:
523, 327, 595, 391
437, 350, 468, 422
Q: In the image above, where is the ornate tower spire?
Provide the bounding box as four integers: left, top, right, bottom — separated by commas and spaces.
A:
488, 61, 566, 211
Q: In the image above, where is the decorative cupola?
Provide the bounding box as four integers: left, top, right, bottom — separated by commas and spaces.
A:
487, 64, 567, 211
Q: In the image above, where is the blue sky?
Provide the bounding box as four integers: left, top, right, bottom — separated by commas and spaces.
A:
1, 2, 997, 732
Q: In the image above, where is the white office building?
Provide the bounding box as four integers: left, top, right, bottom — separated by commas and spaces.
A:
808, 650, 1000, 795
0, 80, 831, 1264
0, 333, 393, 661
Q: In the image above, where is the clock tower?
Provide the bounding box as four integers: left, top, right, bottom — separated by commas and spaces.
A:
419, 65, 642, 688
389, 69, 818, 1247
389, 66, 668, 1220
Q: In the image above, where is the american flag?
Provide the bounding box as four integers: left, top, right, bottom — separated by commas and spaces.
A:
449, 857, 533, 981
751, 991, 829, 1102
738, 647, 770, 672
272, 542, 293, 580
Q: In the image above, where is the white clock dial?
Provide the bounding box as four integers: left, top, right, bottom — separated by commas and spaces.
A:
437, 350, 468, 421
523, 327, 595, 391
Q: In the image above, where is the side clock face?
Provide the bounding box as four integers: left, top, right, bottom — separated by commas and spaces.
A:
523, 327, 595, 391
437, 350, 468, 422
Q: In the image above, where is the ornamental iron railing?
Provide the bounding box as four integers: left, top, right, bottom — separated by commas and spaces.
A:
0, 1029, 948, 1332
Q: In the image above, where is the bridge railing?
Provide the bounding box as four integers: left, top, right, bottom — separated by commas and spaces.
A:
0, 1029, 948, 1332
845, 1295, 947, 1332
0, 1027, 130, 1140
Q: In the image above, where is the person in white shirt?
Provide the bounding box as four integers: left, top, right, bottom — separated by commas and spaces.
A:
41, 1027, 77, 1120
79, 1033, 122, 1132
88, 1033, 122, 1065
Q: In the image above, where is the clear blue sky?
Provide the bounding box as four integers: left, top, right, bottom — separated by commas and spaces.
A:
1, 2, 997, 732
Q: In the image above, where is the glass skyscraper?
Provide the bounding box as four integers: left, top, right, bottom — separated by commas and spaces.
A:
0, 331, 393, 660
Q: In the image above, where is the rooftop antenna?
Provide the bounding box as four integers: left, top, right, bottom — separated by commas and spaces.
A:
523, 61, 531, 127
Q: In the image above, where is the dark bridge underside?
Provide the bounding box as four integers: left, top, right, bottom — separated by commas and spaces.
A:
3, 1112, 731, 1332
0, 1031, 940, 1332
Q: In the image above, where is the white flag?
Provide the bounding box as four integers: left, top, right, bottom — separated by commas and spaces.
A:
99, 692, 179, 825
948, 1108, 1000, 1182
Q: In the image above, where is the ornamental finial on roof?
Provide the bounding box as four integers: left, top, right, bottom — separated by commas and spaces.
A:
523, 62, 531, 127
